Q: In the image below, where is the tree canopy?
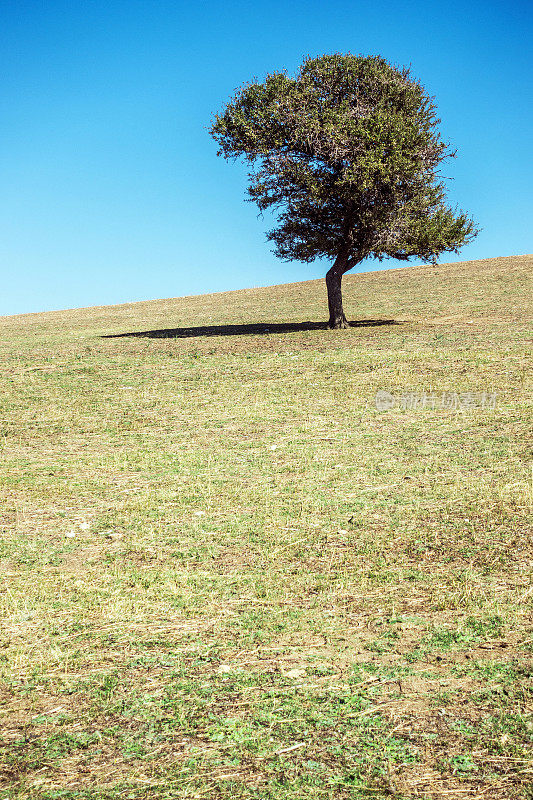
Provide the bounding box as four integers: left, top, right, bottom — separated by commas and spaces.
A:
210, 53, 479, 327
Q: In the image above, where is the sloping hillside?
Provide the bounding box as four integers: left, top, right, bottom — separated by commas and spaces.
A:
2, 254, 531, 338
0, 254, 531, 799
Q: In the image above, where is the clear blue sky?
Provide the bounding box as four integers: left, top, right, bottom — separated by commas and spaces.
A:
1, 0, 531, 315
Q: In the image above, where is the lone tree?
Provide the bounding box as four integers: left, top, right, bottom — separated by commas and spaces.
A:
210, 53, 478, 328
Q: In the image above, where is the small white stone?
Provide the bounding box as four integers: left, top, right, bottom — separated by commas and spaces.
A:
285, 668, 306, 679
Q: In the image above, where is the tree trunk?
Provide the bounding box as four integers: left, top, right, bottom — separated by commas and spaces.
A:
326, 253, 351, 329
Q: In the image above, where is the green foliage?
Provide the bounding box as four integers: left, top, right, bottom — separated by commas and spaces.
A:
210, 53, 478, 267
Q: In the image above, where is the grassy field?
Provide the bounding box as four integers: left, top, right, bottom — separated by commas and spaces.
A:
0, 254, 531, 800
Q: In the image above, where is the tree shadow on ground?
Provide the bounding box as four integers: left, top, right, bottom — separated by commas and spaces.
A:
102, 319, 400, 339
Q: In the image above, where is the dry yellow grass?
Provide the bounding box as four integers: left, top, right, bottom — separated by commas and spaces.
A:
0, 254, 531, 799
